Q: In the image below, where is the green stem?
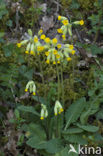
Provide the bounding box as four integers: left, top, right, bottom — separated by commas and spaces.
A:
56, 63, 60, 101
60, 63, 64, 106
38, 55, 45, 85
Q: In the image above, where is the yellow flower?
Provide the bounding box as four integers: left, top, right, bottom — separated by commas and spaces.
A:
37, 46, 44, 51
57, 44, 61, 49
80, 20, 84, 25
46, 60, 50, 64
45, 37, 50, 43
25, 50, 29, 54
25, 88, 28, 92
57, 60, 60, 64
40, 34, 46, 40
45, 51, 49, 56
33, 92, 36, 95
53, 61, 56, 64
69, 45, 74, 50
39, 29, 43, 33
58, 15, 61, 20
52, 38, 58, 44
60, 108, 64, 113
30, 51, 34, 55
62, 34, 66, 40
40, 116, 44, 120
71, 50, 76, 55
55, 113, 57, 116
53, 50, 58, 55
17, 43, 21, 48
67, 57, 72, 61
34, 37, 38, 43
62, 20, 68, 25
56, 54, 60, 59
57, 28, 63, 33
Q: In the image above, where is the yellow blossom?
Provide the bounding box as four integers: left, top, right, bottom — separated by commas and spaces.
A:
34, 37, 38, 43
17, 43, 21, 48
39, 29, 43, 33
45, 51, 49, 56
53, 50, 58, 55
52, 38, 58, 44
46, 60, 50, 64
45, 37, 50, 43
58, 15, 61, 20
62, 34, 66, 40
80, 20, 84, 25
62, 19, 68, 25
57, 44, 61, 49
57, 28, 63, 33
53, 61, 56, 64
25, 88, 28, 92
71, 50, 76, 55
30, 51, 34, 55
25, 50, 29, 54
40, 34, 46, 40
57, 60, 60, 64
33, 92, 36, 95
37, 46, 44, 51
69, 45, 74, 50
60, 108, 64, 113
40, 116, 44, 120
67, 57, 72, 61
56, 54, 60, 59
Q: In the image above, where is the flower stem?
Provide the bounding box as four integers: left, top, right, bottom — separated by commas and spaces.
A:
56, 63, 60, 101
60, 63, 64, 106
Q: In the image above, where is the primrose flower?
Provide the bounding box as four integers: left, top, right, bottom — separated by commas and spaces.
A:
45, 51, 49, 56
54, 100, 64, 116
46, 60, 50, 64
45, 37, 50, 43
52, 38, 58, 44
71, 50, 76, 55
56, 54, 60, 59
62, 34, 66, 40
53, 50, 58, 55
53, 61, 56, 64
80, 20, 84, 25
57, 44, 61, 49
40, 104, 48, 120
62, 19, 69, 25
69, 44, 74, 50
17, 43, 21, 48
25, 80, 36, 95
34, 36, 38, 43
40, 34, 46, 40
39, 29, 43, 33
37, 46, 44, 52
57, 28, 63, 33
58, 15, 61, 20
57, 60, 60, 64
25, 50, 29, 54
67, 57, 72, 61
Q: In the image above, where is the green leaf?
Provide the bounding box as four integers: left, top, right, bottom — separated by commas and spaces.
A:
17, 105, 39, 116
45, 139, 63, 154
14, 109, 20, 119
64, 134, 87, 145
62, 127, 83, 135
26, 136, 46, 149
96, 109, 103, 120
88, 44, 103, 55
76, 123, 99, 132
65, 97, 86, 130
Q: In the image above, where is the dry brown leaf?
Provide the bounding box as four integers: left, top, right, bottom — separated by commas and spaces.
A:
40, 16, 54, 32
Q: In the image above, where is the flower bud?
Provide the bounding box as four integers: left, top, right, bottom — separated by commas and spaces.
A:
28, 29, 33, 36
54, 101, 64, 116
